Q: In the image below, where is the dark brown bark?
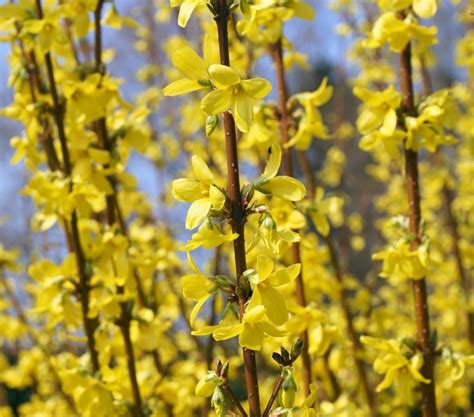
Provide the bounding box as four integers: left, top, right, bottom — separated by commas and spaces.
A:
262, 371, 284, 417
214, 2, 261, 416
0, 272, 77, 413
324, 236, 373, 410
400, 42, 438, 417
418, 58, 473, 346
93, 2, 143, 412
35, 0, 100, 374
270, 37, 312, 398
273, 41, 369, 407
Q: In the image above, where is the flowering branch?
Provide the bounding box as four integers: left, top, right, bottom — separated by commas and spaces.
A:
34, 0, 100, 374
213, 0, 261, 415
400, 40, 438, 417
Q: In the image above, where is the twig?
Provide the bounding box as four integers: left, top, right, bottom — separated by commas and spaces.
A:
400, 40, 438, 417
0, 271, 78, 413
93, 2, 143, 412
35, 0, 100, 373
270, 37, 312, 397
214, 1, 261, 415
262, 371, 285, 417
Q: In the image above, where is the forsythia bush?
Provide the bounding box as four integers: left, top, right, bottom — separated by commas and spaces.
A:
0, 0, 472, 416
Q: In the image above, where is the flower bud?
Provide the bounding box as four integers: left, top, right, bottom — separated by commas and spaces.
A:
206, 115, 219, 136
279, 370, 297, 408
195, 379, 215, 398
211, 387, 226, 416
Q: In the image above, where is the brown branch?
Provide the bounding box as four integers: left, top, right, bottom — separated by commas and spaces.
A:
418, 58, 474, 346
272, 39, 374, 404
93, 2, 143, 413
34, 0, 100, 373
0, 271, 78, 413
222, 383, 248, 417
270, 37, 312, 398
214, 2, 261, 416
400, 41, 438, 417
271, 40, 369, 407
262, 371, 285, 417
323, 235, 373, 409
443, 185, 474, 344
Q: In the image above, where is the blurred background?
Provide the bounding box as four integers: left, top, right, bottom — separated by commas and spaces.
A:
0, 0, 466, 281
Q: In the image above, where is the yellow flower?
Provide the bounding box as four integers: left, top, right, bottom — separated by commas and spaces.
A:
195, 372, 221, 397
361, 336, 431, 395
363, 12, 437, 53
163, 47, 272, 132
162, 45, 212, 96
201, 65, 272, 132
377, 0, 438, 19
245, 254, 300, 325
354, 85, 405, 156
372, 238, 430, 281
404, 89, 457, 151
21, 14, 65, 53
181, 253, 217, 326
440, 348, 474, 383
306, 187, 343, 237
180, 220, 238, 252
170, 0, 207, 28
192, 300, 286, 350
253, 212, 300, 255
172, 155, 226, 229
254, 144, 306, 201
0, 244, 19, 270
287, 77, 333, 150
237, 0, 314, 45
62, 73, 122, 124
354, 85, 401, 136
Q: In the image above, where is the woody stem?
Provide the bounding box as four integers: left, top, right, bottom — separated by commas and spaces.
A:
214, 1, 260, 416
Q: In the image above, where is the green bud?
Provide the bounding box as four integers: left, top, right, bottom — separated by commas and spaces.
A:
211, 387, 226, 417
279, 371, 297, 409
211, 275, 232, 292
229, 2, 239, 13
272, 352, 285, 366
280, 347, 290, 364
205, 114, 219, 136
222, 302, 239, 319
198, 79, 213, 88
290, 339, 304, 362
195, 379, 215, 398
241, 183, 255, 206
260, 212, 276, 229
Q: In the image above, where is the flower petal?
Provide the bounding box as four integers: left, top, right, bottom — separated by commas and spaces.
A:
208, 64, 240, 88
201, 89, 233, 115
162, 79, 204, 96
260, 286, 288, 325
190, 296, 209, 326
239, 324, 264, 350
261, 144, 282, 180
261, 176, 306, 201
257, 254, 273, 282
413, 0, 437, 19
267, 263, 301, 286
172, 44, 207, 79
172, 178, 201, 202
177, 0, 198, 28
213, 323, 243, 340
186, 198, 211, 229
181, 274, 211, 300
232, 94, 254, 132
243, 305, 266, 323
240, 78, 272, 99
191, 155, 214, 183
